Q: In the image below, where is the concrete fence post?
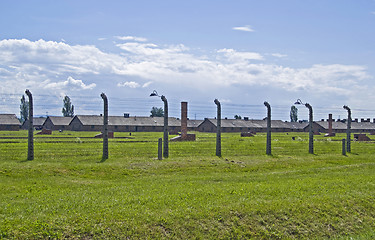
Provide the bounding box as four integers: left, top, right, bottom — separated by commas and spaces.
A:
101, 93, 108, 160
161, 95, 169, 158
342, 138, 346, 155
306, 103, 314, 154
25, 89, 34, 160
294, 99, 313, 154
214, 99, 221, 157
343, 105, 351, 153
264, 101, 271, 155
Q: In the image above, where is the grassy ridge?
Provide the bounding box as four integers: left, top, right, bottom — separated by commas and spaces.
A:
0, 131, 374, 239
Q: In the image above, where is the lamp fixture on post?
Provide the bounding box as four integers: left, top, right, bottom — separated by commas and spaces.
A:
150, 90, 168, 158
295, 99, 314, 154
150, 90, 159, 97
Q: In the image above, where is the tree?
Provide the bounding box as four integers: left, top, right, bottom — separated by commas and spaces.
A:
150, 106, 164, 117
20, 95, 29, 123
234, 115, 242, 119
62, 96, 74, 117
290, 106, 298, 122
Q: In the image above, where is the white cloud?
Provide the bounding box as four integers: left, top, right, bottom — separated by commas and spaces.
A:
116, 36, 148, 42
0, 38, 369, 95
142, 81, 152, 88
0, 37, 373, 118
117, 81, 140, 88
218, 48, 264, 61
232, 25, 254, 32
43, 76, 96, 90
270, 53, 288, 58
0, 38, 126, 75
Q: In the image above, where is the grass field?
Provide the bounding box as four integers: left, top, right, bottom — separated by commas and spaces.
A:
0, 130, 374, 239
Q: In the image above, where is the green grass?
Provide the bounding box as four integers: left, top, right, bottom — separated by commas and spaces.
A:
0, 130, 374, 239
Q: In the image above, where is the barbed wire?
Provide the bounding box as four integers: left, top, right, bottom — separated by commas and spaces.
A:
2, 93, 375, 121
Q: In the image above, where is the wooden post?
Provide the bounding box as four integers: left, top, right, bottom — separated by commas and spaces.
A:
158, 138, 162, 160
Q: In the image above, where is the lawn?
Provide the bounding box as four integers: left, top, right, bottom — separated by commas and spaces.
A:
0, 130, 374, 239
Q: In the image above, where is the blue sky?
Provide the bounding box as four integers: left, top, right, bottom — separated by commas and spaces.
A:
1, 0, 375, 120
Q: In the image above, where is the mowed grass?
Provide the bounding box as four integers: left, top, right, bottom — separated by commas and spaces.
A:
0, 130, 374, 239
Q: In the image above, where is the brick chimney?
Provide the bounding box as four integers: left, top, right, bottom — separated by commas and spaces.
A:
328, 114, 333, 135
181, 102, 188, 140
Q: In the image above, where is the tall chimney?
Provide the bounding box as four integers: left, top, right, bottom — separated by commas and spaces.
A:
181, 102, 188, 140
328, 114, 333, 135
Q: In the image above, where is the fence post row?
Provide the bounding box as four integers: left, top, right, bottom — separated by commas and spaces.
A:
14, 94, 360, 159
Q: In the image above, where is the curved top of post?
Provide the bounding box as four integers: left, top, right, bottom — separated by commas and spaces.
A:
161, 95, 167, 103
100, 92, 107, 100
305, 103, 312, 111
343, 105, 351, 112
295, 99, 311, 110
150, 90, 166, 102
25, 89, 32, 96
214, 99, 220, 106
264, 101, 270, 109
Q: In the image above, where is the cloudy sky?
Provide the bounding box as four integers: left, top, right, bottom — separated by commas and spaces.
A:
1, 0, 375, 120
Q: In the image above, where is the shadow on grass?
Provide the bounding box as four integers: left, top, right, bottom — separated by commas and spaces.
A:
19, 158, 33, 163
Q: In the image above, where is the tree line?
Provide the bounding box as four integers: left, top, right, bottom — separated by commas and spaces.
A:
19, 95, 75, 123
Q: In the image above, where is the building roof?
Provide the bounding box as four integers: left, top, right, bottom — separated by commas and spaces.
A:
0, 114, 21, 125
187, 120, 204, 128
33, 117, 47, 126
351, 121, 375, 130
201, 118, 291, 129
315, 121, 347, 130
284, 121, 309, 130
73, 115, 182, 127
314, 121, 375, 130
46, 116, 73, 126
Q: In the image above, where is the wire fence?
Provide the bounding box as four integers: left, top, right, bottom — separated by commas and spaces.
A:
1, 131, 375, 162
3, 93, 375, 121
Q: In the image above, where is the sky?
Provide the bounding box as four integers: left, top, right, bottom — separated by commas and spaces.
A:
1, 0, 375, 121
